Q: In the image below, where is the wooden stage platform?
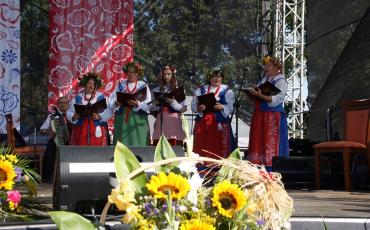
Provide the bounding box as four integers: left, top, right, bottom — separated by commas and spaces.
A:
0, 183, 369, 229
33, 183, 370, 218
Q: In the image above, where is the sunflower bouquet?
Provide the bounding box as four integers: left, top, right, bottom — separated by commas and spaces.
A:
100, 138, 293, 230
0, 146, 40, 220
49, 136, 293, 230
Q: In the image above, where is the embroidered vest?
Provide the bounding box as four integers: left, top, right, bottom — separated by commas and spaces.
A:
116, 80, 147, 115
198, 85, 230, 123
75, 94, 105, 126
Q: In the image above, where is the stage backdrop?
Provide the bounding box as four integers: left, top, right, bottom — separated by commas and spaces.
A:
0, 1, 21, 133
48, 0, 134, 126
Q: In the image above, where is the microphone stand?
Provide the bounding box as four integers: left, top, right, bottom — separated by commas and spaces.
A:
148, 89, 171, 136
230, 67, 249, 146
84, 86, 97, 145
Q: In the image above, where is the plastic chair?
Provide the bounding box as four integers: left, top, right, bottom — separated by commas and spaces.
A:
313, 99, 370, 191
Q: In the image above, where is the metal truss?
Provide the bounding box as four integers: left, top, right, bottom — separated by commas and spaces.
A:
272, 0, 307, 138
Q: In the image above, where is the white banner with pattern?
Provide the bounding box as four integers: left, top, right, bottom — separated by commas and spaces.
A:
0, 0, 21, 134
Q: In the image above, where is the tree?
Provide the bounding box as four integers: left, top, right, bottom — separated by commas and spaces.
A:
20, 0, 49, 134
19, 0, 261, 133
134, 0, 260, 122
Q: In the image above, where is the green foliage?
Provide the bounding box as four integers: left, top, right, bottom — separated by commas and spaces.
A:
20, 1, 49, 131
114, 141, 147, 193
48, 211, 97, 230
20, 0, 259, 128
134, 0, 260, 121
216, 148, 242, 182
154, 135, 178, 173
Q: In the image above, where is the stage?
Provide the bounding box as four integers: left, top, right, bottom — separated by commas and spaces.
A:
0, 183, 369, 230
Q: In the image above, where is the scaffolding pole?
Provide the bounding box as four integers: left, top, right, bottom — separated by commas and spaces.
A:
272, 0, 307, 138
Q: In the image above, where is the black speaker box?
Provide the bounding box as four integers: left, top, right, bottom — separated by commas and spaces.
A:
351, 154, 370, 188
272, 156, 331, 186
53, 145, 184, 213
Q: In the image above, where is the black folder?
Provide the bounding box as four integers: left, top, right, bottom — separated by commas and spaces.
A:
258, 81, 281, 96
116, 86, 147, 107
243, 81, 281, 97
153, 86, 186, 103
197, 93, 216, 114
74, 99, 107, 118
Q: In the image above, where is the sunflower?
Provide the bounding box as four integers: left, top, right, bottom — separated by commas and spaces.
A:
212, 180, 247, 218
137, 219, 156, 230
146, 172, 190, 200
180, 219, 215, 230
0, 160, 16, 190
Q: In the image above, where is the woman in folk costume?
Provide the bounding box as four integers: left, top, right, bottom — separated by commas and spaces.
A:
191, 69, 236, 163
108, 61, 151, 146
67, 72, 111, 146
247, 56, 289, 171
150, 65, 187, 146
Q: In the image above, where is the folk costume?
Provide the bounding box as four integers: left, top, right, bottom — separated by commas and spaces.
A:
191, 84, 236, 159
150, 85, 186, 146
248, 73, 289, 170
67, 73, 111, 146
109, 62, 151, 146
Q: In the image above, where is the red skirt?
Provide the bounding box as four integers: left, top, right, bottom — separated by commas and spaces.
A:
69, 119, 107, 146
193, 113, 231, 159
248, 100, 280, 167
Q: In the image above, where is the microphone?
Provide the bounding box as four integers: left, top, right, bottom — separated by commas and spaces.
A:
243, 67, 251, 72
52, 106, 62, 117
183, 71, 195, 76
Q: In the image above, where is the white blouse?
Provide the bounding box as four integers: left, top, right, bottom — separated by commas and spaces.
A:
150, 85, 187, 112
66, 91, 112, 124
258, 73, 288, 107
191, 84, 235, 118
108, 80, 152, 113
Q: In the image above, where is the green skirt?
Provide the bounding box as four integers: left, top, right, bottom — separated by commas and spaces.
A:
113, 108, 150, 146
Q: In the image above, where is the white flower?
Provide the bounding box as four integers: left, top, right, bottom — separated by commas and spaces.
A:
178, 160, 197, 173
186, 172, 203, 205
178, 205, 187, 212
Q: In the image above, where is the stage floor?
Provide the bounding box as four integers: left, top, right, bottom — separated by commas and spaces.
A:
36, 183, 370, 219
288, 189, 370, 218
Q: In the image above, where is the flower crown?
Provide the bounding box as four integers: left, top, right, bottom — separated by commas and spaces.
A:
122, 61, 144, 76
262, 55, 273, 65
207, 68, 223, 79
163, 65, 177, 74
78, 72, 103, 88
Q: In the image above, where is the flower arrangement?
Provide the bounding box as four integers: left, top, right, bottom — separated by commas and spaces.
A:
101, 137, 293, 230
78, 72, 104, 88
123, 61, 145, 77
49, 136, 293, 230
0, 146, 40, 220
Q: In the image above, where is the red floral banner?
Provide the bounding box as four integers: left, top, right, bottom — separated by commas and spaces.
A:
48, 0, 134, 115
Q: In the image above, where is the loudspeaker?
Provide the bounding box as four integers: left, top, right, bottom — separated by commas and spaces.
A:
351, 154, 370, 188
272, 156, 331, 186
288, 138, 318, 156
53, 145, 184, 213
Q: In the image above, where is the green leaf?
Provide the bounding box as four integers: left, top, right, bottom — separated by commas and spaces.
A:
114, 141, 147, 193
48, 211, 96, 230
154, 135, 178, 173
228, 148, 242, 160
216, 148, 242, 181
